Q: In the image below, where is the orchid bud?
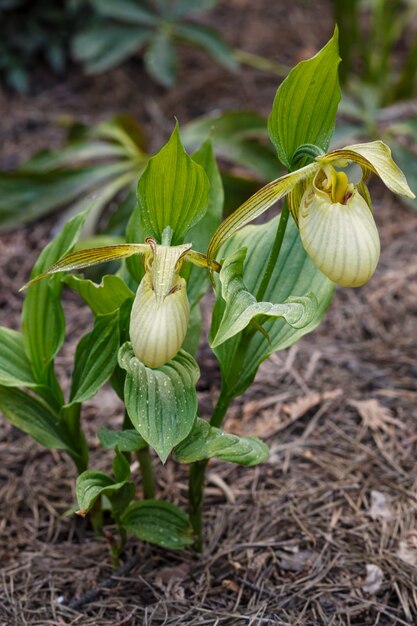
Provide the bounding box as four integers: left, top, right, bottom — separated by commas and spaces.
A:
129, 239, 192, 368
299, 168, 380, 287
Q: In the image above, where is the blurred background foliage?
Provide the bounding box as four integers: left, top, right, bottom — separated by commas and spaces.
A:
0, 0, 416, 232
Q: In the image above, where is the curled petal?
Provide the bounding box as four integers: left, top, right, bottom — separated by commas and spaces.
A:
299, 184, 380, 287
320, 140, 415, 199
129, 272, 190, 368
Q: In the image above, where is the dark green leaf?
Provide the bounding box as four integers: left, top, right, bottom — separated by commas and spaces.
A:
69, 311, 120, 404
144, 29, 177, 87
112, 448, 131, 482
99, 427, 147, 452
89, 0, 158, 25
268, 28, 341, 168
118, 343, 199, 462
175, 23, 238, 71
73, 23, 152, 74
174, 417, 269, 465
137, 125, 209, 244
121, 500, 194, 549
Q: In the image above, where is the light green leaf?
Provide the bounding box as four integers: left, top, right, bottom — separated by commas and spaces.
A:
137, 125, 209, 245
69, 311, 120, 404
144, 29, 177, 87
174, 417, 269, 466
0, 328, 37, 387
0, 386, 79, 457
210, 216, 334, 398
118, 343, 199, 462
65, 274, 135, 315
98, 427, 147, 452
121, 500, 194, 549
268, 28, 341, 168
175, 23, 238, 71
212, 247, 318, 347
22, 209, 89, 383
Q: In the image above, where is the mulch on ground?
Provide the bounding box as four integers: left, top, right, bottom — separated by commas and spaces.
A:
1, 1, 417, 624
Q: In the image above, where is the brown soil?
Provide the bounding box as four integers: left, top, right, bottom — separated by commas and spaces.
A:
1, 1, 417, 625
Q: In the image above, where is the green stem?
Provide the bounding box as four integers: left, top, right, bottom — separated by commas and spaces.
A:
255, 201, 290, 302
137, 446, 156, 499
188, 388, 232, 552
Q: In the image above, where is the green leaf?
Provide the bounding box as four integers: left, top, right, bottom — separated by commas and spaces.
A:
210, 216, 334, 397
73, 23, 152, 74
0, 162, 131, 230
69, 311, 120, 404
0, 386, 78, 457
174, 417, 269, 466
175, 23, 238, 71
181, 111, 279, 180
118, 343, 199, 462
76, 467, 132, 516
89, 0, 158, 25
22, 209, 89, 383
268, 28, 341, 168
181, 110, 277, 181
65, 274, 134, 315
0, 328, 37, 387
137, 124, 209, 245
112, 448, 131, 482
144, 29, 177, 87
170, 0, 218, 18
211, 247, 318, 347
121, 500, 194, 549
99, 427, 147, 452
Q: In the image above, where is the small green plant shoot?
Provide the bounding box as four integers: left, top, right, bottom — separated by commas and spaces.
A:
1, 29, 414, 559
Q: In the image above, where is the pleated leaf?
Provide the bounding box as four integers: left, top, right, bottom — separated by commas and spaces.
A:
268, 28, 341, 168
0, 328, 37, 388
137, 125, 209, 244
76, 451, 133, 516
69, 311, 120, 404
0, 386, 80, 459
121, 500, 194, 549
210, 216, 334, 398
22, 210, 89, 382
212, 247, 318, 347
119, 344, 199, 462
174, 417, 269, 466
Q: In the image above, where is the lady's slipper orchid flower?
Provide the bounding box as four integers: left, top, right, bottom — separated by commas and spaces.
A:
208, 141, 415, 288
23, 231, 219, 368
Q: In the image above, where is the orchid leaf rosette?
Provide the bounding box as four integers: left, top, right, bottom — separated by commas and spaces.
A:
208, 141, 414, 288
